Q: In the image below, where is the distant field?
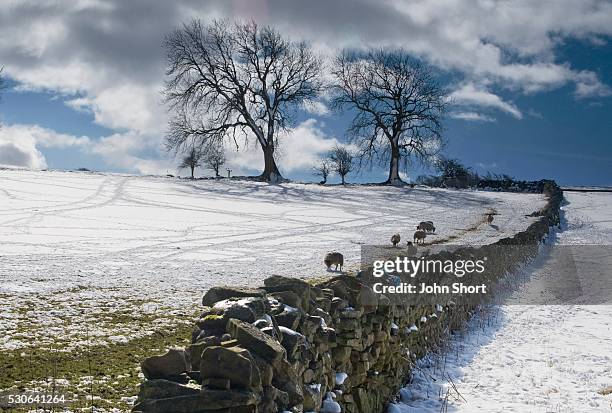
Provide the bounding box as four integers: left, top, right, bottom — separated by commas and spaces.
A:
0, 170, 545, 410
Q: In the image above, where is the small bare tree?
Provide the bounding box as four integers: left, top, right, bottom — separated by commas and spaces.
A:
164, 19, 323, 182
312, 158, 332, 184
332, 49, 446, 185
179, 147, 203, 179
329, 145, 354, 185
203, 145, 226, 177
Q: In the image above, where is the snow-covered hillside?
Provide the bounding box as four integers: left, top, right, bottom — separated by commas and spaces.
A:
0, 170, 545, 351
391, 191, 612, 413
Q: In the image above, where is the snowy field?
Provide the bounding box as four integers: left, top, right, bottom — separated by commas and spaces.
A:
0, 169, 545, 353
391, 191, 612, 413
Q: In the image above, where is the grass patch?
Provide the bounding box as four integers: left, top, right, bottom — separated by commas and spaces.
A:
0, 313, 197, 412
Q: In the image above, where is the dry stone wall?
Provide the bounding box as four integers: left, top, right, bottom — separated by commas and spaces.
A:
132, 181, 562, 413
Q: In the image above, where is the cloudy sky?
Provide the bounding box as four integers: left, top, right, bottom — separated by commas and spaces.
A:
0, 0, 611, 185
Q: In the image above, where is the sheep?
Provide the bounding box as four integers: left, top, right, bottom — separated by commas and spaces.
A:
413, 230, 427, 244
391, 233, 401, 247
406, 241, 417, 256
324, 252, 344, 271
416, 221, 436, 233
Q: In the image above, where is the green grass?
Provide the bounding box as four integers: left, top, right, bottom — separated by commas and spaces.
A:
0, 311, 198, 412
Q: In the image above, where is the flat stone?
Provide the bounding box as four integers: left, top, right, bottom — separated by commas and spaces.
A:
141, 349, 189, 380
263, 275, 311, 311
195, 314, 227, 334
227, 319, 286, 367
137, 379, 199, 402
274, 306, 301, 330
269, 290, 302, 309
202, 286, 265, 307
132, 389, 259, 412
211, 297, 268, 323
200, 346, 261, 390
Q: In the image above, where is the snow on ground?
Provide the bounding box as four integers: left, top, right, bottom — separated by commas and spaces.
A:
0, 169, 544, 352
391, 191, 612, 413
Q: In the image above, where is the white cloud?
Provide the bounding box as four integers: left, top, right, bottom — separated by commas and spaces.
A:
450, 112, 496, 122
302, 100, 330, 116
0, 124, 89, 169
527, 109, 544, 119
0, 141, 47, 169
87, 130, 174, 174
0, 123, 171, 175
450, 84, 523, 119
574, 70, 612, 99
277, 119, 339, 172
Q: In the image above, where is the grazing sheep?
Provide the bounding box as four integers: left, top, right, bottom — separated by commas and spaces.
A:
391, 233, 401, 247
324, 252, 344, 271
406, 241, 417, 256
486, 214, 494, 224
413, 230, 427, 244
416, 221, 436, 233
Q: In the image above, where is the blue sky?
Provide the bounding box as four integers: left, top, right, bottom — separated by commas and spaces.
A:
0, 1, 611, 186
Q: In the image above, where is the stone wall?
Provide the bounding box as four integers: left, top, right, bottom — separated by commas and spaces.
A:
132, 181, 562, 413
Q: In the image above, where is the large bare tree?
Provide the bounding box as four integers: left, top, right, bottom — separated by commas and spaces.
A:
332, 50, 447, 185
164, 20, 322, 182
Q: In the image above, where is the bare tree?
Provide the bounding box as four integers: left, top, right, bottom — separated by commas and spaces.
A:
436, 157, 475, 188
203, 144, 226, 177
179, 147, 203, 179
312, 158, 332, 184
329, 145, 354, 185
164, 19, 323, 182
332, 49, 447, 185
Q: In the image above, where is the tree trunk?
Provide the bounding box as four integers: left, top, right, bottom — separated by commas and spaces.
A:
387, 140, 403, 185
260, 144, 283, 183
341, 174, 346, 185
190, 165, 195, 179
